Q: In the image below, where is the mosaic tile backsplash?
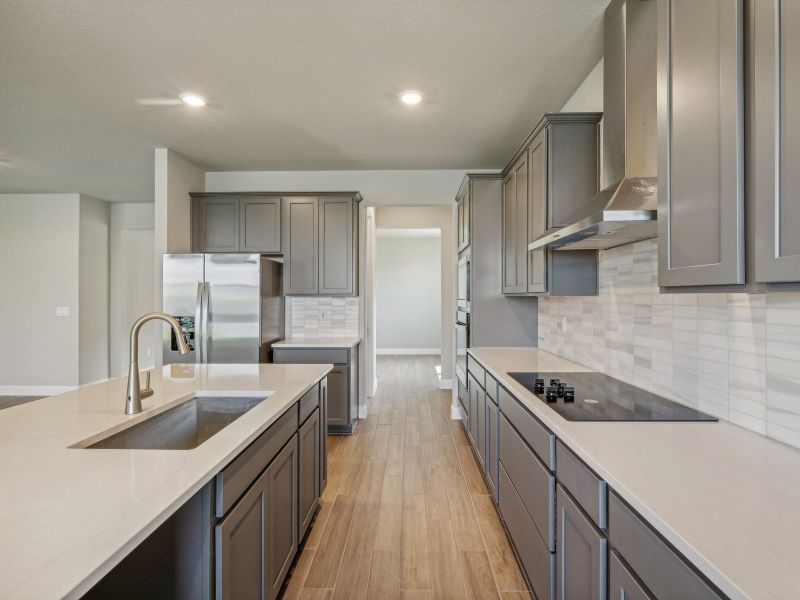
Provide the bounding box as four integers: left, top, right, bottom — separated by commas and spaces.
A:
289, 296, 360, 338
538, 238, 800, 450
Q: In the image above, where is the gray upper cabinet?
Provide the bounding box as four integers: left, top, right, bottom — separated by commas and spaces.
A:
195, 196, 240, 253
503, 113, 600, 296
657, 0, 745, 287
319, 196, 355, 295
457, 184, 471, 253
284, 196, 357, 296
502, 154, 529, 294
284, 197, 319, 295
527, 130, 547, 294
193, 195, 280, 254
754, 0, 800, 283
240, 197, 281, 253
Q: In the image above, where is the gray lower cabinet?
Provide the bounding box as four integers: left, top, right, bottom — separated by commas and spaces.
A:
485, 397, 499, 501
284, 197, 319, 294
274, 346, 359, 434
556, 484, 608, 600
319, 378, 328, 493
499, 463, 555, 600
216, 435, 298, 600
192, 195, 281, 254
609, 550, 654, 600
456, 184, 471, 252
298, 407, 320, 540
753, 0, 800, 283
608, 491, 724, 599
657, 0, 745, 287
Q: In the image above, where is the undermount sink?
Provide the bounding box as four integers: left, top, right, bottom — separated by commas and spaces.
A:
85, 392, 272, 450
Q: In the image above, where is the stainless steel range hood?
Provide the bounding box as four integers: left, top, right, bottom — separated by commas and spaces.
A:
529, 0, 657, 252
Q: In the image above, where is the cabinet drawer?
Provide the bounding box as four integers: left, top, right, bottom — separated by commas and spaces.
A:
467, 355, 486, 389
485, 373, 498, 405
499, 414, 555, 550
215, 403, 299, 518
499, 386, 555, 470
556, 440, 607, 530
299, 383, 320, 424
608, 491, 724, 600
273, 347, 349, 365
499, 463, 555, 600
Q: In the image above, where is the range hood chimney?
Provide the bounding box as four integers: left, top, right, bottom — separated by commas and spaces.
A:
529, 0, 657, 251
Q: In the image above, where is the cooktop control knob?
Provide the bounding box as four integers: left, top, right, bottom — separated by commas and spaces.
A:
534, 378, 545, 393
557, 382, 566, 397
563, 387, 575, 402
549, 378, 560, 387
545, 387, 558, 402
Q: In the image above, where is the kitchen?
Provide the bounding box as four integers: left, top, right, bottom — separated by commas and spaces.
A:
1, 0, 799, 599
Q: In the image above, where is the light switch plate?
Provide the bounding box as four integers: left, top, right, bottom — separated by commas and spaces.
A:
56, 306, 70, 317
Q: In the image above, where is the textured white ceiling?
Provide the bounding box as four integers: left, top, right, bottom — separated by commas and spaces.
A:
0, 0, 607, 202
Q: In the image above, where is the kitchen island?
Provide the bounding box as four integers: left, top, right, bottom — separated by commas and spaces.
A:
0, 362, 330, 600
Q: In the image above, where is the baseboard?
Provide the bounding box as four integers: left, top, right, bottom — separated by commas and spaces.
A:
376, 348, 442, 355
358, 405, 368, 419
439, 378, 453, 390
0, 385, 77, 396
450, 403, 463, 420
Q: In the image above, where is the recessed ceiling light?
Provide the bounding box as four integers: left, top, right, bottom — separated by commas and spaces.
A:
400, 90, 422, 105
180, 92, 207, 108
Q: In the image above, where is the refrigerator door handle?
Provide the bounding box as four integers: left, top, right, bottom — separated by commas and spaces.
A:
201, 282, 211, 363
194, 282, 204, 364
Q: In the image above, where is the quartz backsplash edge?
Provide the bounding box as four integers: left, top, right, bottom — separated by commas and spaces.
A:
538, 237, 800, 451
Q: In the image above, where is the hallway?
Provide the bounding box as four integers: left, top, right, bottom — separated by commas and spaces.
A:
282, 356, 530, 600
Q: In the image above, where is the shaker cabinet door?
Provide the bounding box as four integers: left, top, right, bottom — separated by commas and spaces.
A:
528, 129, 548, 294
609, 551, 654, 600
196, 196, 240, 253
319, 197, 355, 295
754, 0, 800, 282
240, 197, 281, 253
298, 408, 320, 540
215, 471, 267, 600
657, 0, 745, 287
265, 435, 298, 600
284, 197, 319, 294
557, 484, 607, 600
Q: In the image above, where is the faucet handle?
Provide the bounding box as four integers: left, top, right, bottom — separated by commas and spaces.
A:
140, 370, 154, 400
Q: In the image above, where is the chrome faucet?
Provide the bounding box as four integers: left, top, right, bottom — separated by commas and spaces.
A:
125, 312, 191, 415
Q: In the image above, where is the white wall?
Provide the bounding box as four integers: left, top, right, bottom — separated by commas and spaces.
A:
375, 207, 455, 385
375, 233, 441, 353
205, 170, 470, 206
154, 148, 204, 365
560, 59, 603, 112
78, 196, 110, 385
0, 194, 80, 392
109, 203, 155, 376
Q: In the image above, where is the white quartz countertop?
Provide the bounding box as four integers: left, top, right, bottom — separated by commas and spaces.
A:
468, 347, 800, 600
0, 362, 331, 600
274, 336, 361, 349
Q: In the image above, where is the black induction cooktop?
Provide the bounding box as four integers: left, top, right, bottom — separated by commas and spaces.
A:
507, 372, 718, 422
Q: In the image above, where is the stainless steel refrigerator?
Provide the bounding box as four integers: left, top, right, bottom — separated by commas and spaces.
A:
162, 254, 284, 365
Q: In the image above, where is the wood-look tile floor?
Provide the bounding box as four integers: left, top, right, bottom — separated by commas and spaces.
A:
282, 356, 531, 600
